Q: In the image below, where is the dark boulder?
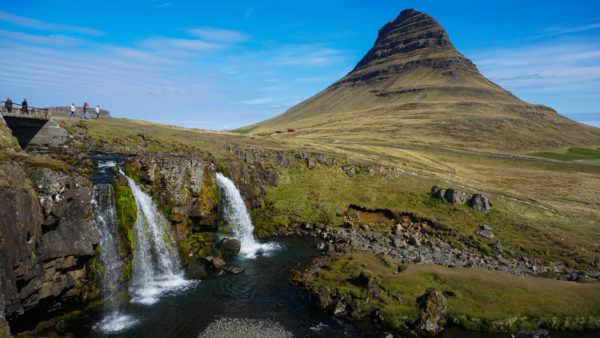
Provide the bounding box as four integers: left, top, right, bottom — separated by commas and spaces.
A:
443, 189, 471, 205
430, 186, 446, 200
332, 300, 347, 317
431, 185, 493, 212
477, 224, 495, 239
353, 270, 382, 302
223, 266, 245, 275
310, 286, 332, 310
414, 288, 448, 336
342, 165, 357, 177
467, 193, 492, 213
204, 256, 226, 270
186, 262, 208, 279
218, 238, 241, 255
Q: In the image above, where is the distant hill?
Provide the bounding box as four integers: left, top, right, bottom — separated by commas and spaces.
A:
241, 9, 600, 152
46, 106, 111, 117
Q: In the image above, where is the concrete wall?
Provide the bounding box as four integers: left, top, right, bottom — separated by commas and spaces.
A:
3, 116, 69, 148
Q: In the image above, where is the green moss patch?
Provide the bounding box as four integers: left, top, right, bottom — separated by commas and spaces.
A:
306, 253, 600, 333
197, 169, 220, 222
113, 176, 136, 280
530, 147, 600, 161
180, 232, 215, 264
250, 163, 599, 268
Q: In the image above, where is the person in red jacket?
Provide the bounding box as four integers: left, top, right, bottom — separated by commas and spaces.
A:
83, 102, 89, 119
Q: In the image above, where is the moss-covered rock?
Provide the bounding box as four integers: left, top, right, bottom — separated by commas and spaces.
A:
112, 175, 136, 280
197, 169, 220, 221
179, 232, 216, 264
123, 160, 141, 183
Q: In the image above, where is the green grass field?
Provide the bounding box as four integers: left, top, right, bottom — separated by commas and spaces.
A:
306, 253, 600, 332
530, 147, 600, 161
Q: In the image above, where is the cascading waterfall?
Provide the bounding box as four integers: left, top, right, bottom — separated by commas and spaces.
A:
124, 175, 192, 305
92, 183, 138, 333
216, 172, 278, 259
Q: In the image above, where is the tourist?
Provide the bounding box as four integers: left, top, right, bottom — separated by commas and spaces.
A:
95, 105, 100, 119
4, 98, 12, 113
70, 103, 76, 117
21, 99, 28, 114
83, 101, 89, 119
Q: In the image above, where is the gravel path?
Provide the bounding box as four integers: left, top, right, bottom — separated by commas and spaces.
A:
198, 317, 293, 338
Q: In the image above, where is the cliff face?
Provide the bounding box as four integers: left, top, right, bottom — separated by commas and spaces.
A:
0, 160, 99, 333
345, 8, 478, 86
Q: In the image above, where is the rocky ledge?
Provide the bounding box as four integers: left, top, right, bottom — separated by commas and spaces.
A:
0, 159, 100, 334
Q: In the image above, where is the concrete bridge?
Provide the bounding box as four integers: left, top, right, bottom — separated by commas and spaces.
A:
1, 110, 69, 148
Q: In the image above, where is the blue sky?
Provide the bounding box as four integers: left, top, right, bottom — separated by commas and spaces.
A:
0, 0, 599, 129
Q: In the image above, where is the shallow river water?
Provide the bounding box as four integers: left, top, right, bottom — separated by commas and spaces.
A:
62, 237, 380, 337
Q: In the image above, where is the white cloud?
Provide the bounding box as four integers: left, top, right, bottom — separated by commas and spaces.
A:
0, 10, 103, 36
271, 45, 345, 67
466, 39, 600, 119
470, 41, 600, 90
0, 29, 83, 47
187, 27, 248, 43
0, 16, 351, 130
544, 22, 600, 36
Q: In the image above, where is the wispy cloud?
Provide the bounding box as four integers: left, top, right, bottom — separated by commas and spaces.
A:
543, 21, 600, 36
0, 19, 350, 129
140, 37, 219, 51
269, 45, 347, 67
0, 10, 103, 36
0, 29, 83, 47
467, 39, 600, 119
471, 41, 600, 89
155, 2, 173, 8
187, 27, 248, 43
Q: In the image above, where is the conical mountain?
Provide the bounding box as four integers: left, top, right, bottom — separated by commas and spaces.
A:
243, 9, 600, 152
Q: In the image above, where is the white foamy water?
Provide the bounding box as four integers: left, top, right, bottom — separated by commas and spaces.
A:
94, 311, 139, 334
216, 173, 279, 259
125, 174, 195, 305
93, 182, 138, 333
97, 160, 116, 169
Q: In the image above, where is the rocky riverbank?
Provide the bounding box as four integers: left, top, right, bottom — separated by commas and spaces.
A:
312, 226, 598, 283
281, 204, 600, 335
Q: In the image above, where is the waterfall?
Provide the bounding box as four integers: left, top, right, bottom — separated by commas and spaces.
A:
216, 173, 278, 259
125, 175, 192, 305
92, 183, 138, 333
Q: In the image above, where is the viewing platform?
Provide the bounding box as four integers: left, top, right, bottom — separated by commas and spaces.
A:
1, 105, 67, 148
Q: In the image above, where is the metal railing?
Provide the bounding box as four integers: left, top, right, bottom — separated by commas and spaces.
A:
1, 101, 51, 119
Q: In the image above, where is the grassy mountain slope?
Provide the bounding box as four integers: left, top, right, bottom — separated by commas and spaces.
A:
242, 9, 600, 152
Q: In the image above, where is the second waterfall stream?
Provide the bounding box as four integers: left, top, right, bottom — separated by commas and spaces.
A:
216, 173, 278, 258
124, 175, 194, 305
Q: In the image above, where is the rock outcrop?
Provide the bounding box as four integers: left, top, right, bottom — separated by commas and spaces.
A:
431, 186, 492, 213
341, 8, 477, 86
125, 154, 218, 236
414, 289, 448, 336
0, 159, 99, 334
